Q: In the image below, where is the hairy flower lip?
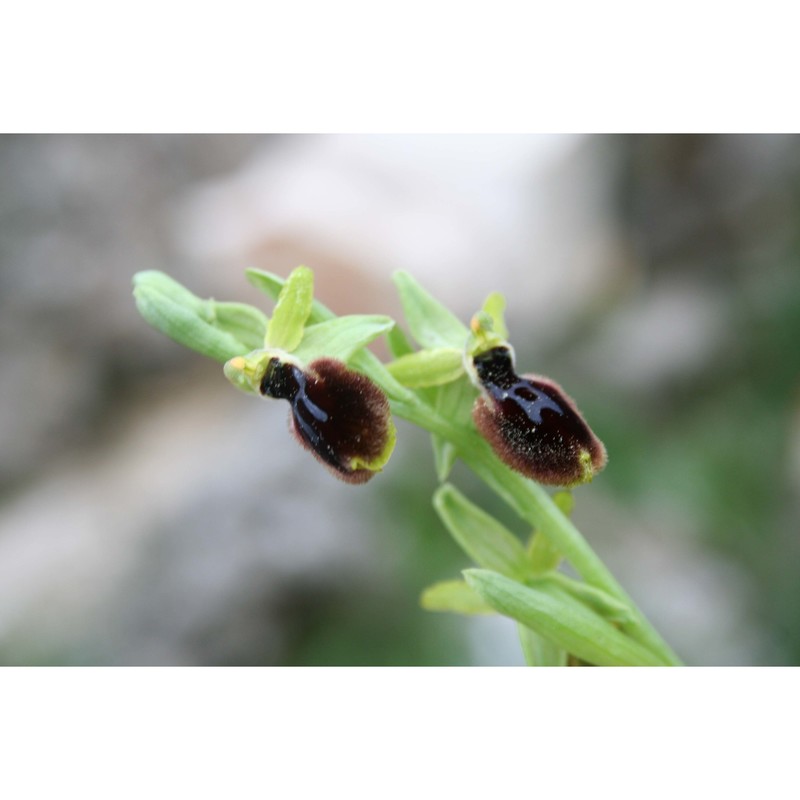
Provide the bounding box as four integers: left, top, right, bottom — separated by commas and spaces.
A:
260, 356, 396, 484
471, 346, 607, 487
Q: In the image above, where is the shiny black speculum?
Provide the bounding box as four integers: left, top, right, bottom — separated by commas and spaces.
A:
472, 347, 607, 486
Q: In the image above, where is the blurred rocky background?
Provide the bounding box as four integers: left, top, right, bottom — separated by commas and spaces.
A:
0, 134, 798, 665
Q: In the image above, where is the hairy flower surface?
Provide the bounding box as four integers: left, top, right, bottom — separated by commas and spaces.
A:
260, 357, 396, 484
471, 346, 607, 487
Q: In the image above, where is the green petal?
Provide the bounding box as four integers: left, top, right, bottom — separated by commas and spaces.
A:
434, 484, 529, 580
246, 268, 334, 323
481, 291, 509, 339
265, 266, 314, 351
386, 347, 465, 388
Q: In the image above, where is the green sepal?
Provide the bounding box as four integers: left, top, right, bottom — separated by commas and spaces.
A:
420, 579, 495, 615
387, 347, 465, 388
292, 315, 395, 365
434, 484, 529, 580
464, 569, 664, 666
517, 624, 568, 666
393, 271, 469, 349
265, 266, 314, 351
133, 271, 251, 364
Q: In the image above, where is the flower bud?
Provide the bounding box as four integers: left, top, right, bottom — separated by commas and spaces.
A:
260, 356, 396, 484
470, 347, 607, 487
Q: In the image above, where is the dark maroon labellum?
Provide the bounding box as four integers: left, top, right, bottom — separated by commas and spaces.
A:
260, 357, 394, 484
472, 347, 607, 486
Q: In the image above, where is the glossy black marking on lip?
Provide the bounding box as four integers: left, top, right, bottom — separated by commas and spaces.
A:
260, 357, 392, 484
472, 347, 607, 486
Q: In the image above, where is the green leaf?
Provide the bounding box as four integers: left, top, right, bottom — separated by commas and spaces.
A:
265, 265, 314, 351
393, 271, 469, 349
387, 347, 465, 388
434, 484, 528, 579
207, 301, 269, 351
246, 268, 334, 324
420, 580, 495, 615
517, 624, 568, 666
133, 272, 250, 363
292, 315, 395, 364
464, 569, 664, 666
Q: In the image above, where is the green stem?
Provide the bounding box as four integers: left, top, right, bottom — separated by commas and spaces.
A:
391, 392, 682, 666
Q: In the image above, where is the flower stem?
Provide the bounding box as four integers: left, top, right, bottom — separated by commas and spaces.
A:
391, 392, 683, 666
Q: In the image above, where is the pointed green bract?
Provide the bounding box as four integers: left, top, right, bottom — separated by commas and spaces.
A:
265, 266, 314, 351
393, 271, 469, 349
420, 579, 495, 615
464, 570, 664, 666
544, 572, 636, 626
517, 624, 568, 666
387, 347, 465, 388
133, 272, 251, 363
434, 484, 528, 580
